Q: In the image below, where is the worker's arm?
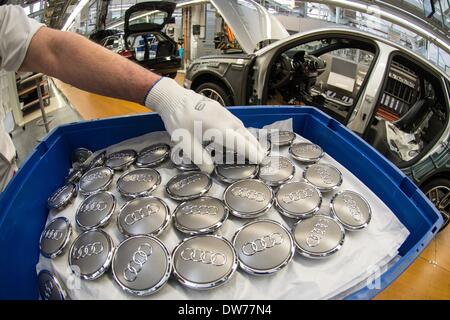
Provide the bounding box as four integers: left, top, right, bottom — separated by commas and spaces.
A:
20, 27, 159, 105
1, 5, 265, 172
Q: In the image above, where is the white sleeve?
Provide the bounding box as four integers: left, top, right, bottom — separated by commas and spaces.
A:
0, 5, 44, 72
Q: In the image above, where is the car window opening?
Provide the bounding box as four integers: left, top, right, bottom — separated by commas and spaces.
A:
365, 53, 449, 168
266, 37, 377, 124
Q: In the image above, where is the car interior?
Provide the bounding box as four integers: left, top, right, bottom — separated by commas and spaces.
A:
266, 37, 376, 124
126, 32, 176, 61
364, 54, 449, 167
125, 9, 177, 62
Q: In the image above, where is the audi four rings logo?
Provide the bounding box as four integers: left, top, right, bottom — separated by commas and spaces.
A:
140, 146, 166, 157
294, 144, 320, 154
230, 187, 266, 202
81, 200, 107, 213
43, 280, 54, 299
342, 194, 363, 221
172, 175, 202, 191
72, 241, 104, 260
49, 187, 68, 202
221, 165, 250, 170
241, 233, 284, 256
43, 229, 64, 241
123, 243, 153, 282
281, 187, 315, 204
314, 167, 333, 185
122, 174, 154, 183
182, 204, 218, 215
306, 219, 329, 247
109, 152, 130, 159
180, 247, 227, 266
260, 159, 289, 175
84, 171, 109, 182
124, 203, 160, 226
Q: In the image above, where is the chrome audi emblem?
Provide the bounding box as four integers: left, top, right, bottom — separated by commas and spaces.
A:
182, 204, 218, 215
124, 203, 160, 226
296, 144, 320, 154
281, 187, 315, 204
43, 280, 54, 299
123, 243, 153, 282
180, 247, 227, 266
172, 174, 202, 191
80, 200, 107, 213
260, 159, 289, 175
140, 146, 166, 156
48, 187, 68, 202
241, 233, 284, 256
84, 171, 109, 182
42, 229, 63, 241
342, 194, 363, 221
109, 152, 131, 159
230, 186, 266, 202
72, 241, 104, 260
306, 218, 329, 247
314, 167, 333, 185
122, 174, 154, 183
221, 165, 249, 170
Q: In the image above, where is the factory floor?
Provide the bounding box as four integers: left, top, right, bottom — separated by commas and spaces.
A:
11, 72, 450, 300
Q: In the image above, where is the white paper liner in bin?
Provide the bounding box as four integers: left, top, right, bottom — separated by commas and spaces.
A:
36, 119, 409, 299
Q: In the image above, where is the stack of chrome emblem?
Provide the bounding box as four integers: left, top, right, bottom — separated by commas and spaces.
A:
39, 128, 372, 299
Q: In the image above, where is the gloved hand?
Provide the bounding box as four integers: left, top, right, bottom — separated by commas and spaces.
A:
145, 77, 266, 173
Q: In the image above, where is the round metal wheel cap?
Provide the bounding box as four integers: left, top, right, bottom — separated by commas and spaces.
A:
170, 147, 199, 171
47, 183, 77, 210
289, 142, 324, 164
172, 235, 238, 290
268, 130, 296, 147
275, 181, 322, 219
136, 143, 170, 168
166, 172, 212, 201
87, 151, 106, 169
38, 270, 69, 300
79, 167, 114, 196
76, 191, 116, 230
71, 147, 92, 166
258, 156, 295, 187
330, 190, 371, 230
105, 149, 137, 171
303, 163, 343, 192
232, 219, 294, 275
68, 229, 114, 280
215, 164, 259, 184
223, 179, 273, 218
118, 196, 170, 237
292, 215, 345, 259
174, 197, 228, 235
117, 168, 161, 198
112, 235, 171, 296
40, 217, 72, 259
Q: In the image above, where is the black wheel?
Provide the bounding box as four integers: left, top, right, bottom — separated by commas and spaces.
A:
196, 82, 232, 106
422, 177, 450, 231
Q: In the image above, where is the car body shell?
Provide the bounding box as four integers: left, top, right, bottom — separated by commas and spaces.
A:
185, 27, 450, 188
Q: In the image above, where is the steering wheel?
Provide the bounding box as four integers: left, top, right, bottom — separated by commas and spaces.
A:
271, 53, 293, 89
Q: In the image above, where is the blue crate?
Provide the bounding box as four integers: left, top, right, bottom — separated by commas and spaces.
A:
0, 106, 442, 300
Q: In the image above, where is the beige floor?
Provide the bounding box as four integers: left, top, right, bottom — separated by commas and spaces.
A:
53, 73, 450, 300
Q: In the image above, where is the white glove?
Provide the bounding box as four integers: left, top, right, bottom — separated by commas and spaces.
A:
145, 77, 266, 173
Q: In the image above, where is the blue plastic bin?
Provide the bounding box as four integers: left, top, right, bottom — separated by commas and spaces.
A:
0, 106, 442, 300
